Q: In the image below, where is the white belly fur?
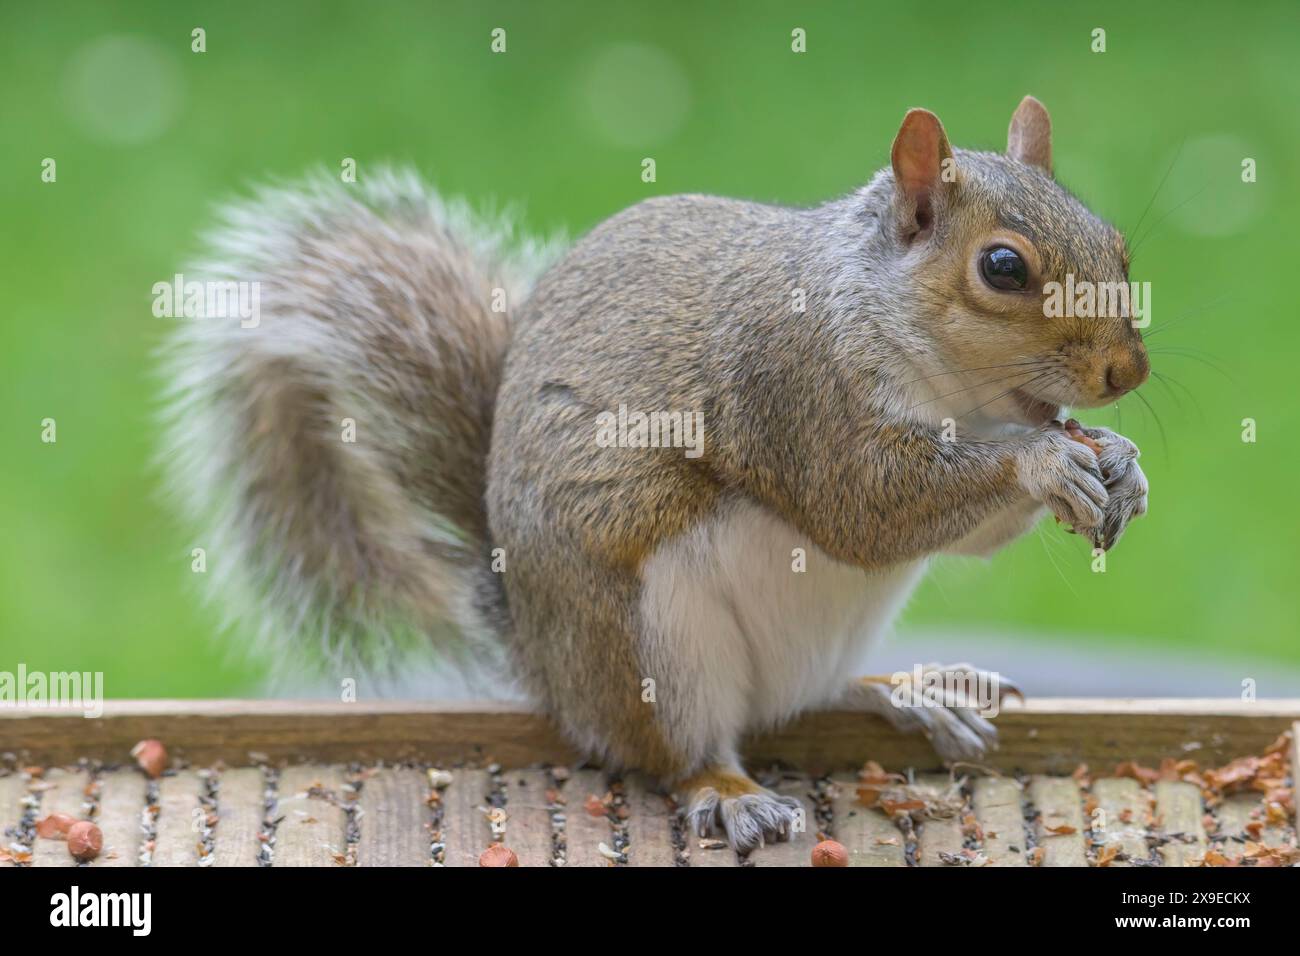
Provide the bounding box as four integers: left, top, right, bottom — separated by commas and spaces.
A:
638, 499, 927, 764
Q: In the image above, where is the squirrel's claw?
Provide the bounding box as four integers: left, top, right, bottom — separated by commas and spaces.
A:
849, 664, 1020, 763
1076, 425, 1149, 551
995, 673, 1025, 703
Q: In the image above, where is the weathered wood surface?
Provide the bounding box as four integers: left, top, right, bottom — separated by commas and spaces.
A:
1, 713, 1294, 867
274, 765, 347, 867
4, 760, 1294, 868
1154, 780, 1207, 867
1029, 776, 1088, 866
0, 772, 29, 853
686, 836, 740, 867
0, 775, 27, 842
916, 774, 966, 867
831, 776, 906, 867
94, 770, 144, 867
560, 769, 613, 867
621, 773, 675, 867
31, 768, 89, 867
972, 776, 1028, 866
211, 767, 264, 867
1215, 792, 1287, 849
1091, 777, 1151, 866
151, 771, 203, 867
356, 767, 428, 867
441, 768, 490, 867
3, 698, 1298, 772
503, 769, 555, 867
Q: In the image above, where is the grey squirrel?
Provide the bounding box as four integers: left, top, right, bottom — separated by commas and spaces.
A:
163, 96, 1149, 852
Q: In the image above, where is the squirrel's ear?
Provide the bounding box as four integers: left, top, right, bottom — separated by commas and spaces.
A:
1007, 95, 1052, 174
890, 108, 954, 240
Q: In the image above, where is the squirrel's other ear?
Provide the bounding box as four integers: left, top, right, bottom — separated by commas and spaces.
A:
1007, 95, 1052, 174
890, 108, 954, 241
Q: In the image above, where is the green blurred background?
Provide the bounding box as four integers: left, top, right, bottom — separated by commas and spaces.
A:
1, 0, 1296, 697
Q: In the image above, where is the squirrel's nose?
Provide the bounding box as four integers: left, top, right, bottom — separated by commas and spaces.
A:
1105, 351, 1149, 397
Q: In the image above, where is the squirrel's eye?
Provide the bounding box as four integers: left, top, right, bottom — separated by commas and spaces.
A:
980, 246, 1029, 291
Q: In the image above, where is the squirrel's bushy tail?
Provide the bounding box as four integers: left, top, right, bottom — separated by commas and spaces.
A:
161, 170, 553, 680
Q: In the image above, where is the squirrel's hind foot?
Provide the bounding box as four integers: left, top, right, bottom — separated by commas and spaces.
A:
680, 767, 803, 854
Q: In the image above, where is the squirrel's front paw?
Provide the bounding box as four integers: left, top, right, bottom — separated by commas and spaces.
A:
850, 665, 1022, 763
1016, 429, 1109, 538
1077, 426, 1148, 551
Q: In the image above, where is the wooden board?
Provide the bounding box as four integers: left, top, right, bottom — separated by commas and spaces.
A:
211, 767, 265, 867
560, 769, 613, 867
503, 769, 555, 866
916, 774, 966, 867
1215, 791, 1289, 850
151, 771, 203, 867
1091, 777, 1151, 866
274, 765, 347, 867
972, 776, 1028, 866
441, 769, 491, 867
93, 770, 144, 867
1, 711, 1294, 868
687, 836, 739, 867
32, 768, 89, 867
1154, 780, 1206, 867
1, 772, 29, 853
621, 774, 675, 867
356, 767, 429, 867
831, 776, 906, 867
1028, 776, 1087, 866
3, 698, 1297, 773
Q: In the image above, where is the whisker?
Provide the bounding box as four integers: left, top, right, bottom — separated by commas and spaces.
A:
1146, 370, 1186, 417
899, 360, 1046, 386
957, 369, 1057, 421
1035, 521, 1082, 600
1139, 290, 1238, 340
1150, 369, 1204, 425
906, 365, 1051, 411
1127, 136, 1185, 242
1129, 183, 1212, 256
1131, 388, 1169, 459
1151, 369, 1198, 406
1149, 345, 1221, 359
1147, 347, 1233, 381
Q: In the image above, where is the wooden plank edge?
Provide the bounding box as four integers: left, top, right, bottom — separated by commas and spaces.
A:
8, 697, 1299, 719
1, 699, 1297, 772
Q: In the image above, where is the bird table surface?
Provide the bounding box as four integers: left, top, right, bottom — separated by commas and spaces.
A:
1, 700, 1296, 868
